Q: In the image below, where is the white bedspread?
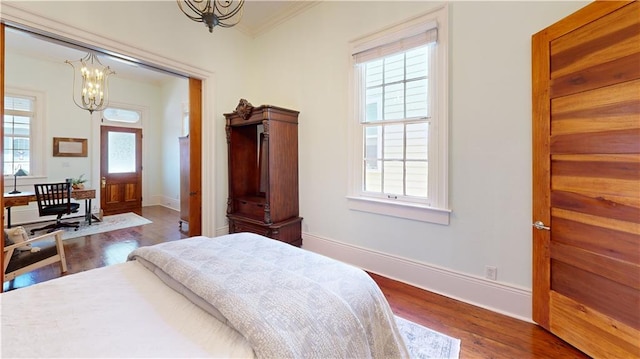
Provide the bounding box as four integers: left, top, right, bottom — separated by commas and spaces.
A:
128, 233, 409, 359
0, 260, 255, 358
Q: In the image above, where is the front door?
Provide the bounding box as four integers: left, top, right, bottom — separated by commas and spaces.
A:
100, 126, 143, 216
532, 1, 639, 358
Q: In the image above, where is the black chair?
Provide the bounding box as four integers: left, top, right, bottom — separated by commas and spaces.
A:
29, 182, 81, 235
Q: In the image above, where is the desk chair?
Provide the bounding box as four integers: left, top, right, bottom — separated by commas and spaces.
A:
29, 182, 80, 235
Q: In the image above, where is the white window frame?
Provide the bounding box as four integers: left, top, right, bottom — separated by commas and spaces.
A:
3, 88, 46, 179
347, 6, 450, 225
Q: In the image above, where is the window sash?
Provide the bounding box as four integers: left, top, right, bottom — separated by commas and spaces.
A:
4, 94, 35, 176
356, 43, 434, 204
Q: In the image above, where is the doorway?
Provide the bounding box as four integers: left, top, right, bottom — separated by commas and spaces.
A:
100, 126, 142, 216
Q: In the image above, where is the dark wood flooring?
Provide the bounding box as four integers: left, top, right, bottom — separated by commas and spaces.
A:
3, 205, 589, 358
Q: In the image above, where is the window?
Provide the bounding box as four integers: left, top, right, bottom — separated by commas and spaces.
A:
348, 6, 450, 224
4, 90, 45, 176
103, 107, 141, 123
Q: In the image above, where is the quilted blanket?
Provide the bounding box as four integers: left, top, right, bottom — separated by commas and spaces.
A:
128, 232, 408, 358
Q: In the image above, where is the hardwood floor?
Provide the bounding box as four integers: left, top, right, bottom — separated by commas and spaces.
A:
3, 205, 589, 358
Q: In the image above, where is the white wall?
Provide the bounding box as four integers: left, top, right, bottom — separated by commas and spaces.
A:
244, 1, 588, 320
159, 77, 189, 210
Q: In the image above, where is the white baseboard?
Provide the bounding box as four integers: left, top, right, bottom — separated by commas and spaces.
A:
302, 232, 533, 322
149, 195, 179, 211
213, 226, 532, 322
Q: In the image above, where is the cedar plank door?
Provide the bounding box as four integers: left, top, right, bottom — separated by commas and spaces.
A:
532, 1, 640, 358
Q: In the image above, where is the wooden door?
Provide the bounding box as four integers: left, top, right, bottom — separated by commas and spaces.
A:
532, 2, 640, 358
186, 78, 202, 236
1, 23, 5, 287
100, 126, 142, 216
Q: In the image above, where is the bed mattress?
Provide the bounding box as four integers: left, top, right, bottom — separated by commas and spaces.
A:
0, 260, 255, 358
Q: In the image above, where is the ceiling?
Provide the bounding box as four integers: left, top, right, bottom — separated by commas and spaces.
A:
4, 1, 319, 84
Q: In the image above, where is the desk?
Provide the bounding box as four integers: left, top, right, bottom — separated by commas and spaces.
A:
4, 188, 96, 228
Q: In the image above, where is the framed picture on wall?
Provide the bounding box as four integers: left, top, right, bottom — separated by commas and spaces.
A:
53, 137, 88, 157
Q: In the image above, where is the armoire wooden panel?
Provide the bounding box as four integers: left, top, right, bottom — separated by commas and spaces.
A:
225, 99, 302, 246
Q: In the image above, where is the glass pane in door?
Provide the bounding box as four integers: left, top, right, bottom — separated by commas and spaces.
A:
108, 131, 136, 173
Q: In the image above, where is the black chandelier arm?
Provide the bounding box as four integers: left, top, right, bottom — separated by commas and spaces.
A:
215, 0, 244, 23
177, 0, 207, 20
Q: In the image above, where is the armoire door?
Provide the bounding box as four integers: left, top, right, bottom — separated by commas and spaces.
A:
532, 1, 639, 358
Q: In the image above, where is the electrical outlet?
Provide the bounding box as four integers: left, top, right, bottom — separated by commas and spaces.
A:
485, 266, 497, 281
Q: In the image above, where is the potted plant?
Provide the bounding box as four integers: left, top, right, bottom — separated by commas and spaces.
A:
71, 174, 87, 189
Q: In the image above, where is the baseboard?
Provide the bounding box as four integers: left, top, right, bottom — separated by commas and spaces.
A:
150, 195, 179, 211
302, 232, 533, 322
212, 226, 532, 322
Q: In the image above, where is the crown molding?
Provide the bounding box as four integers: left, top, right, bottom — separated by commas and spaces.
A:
236, 1, 321, 38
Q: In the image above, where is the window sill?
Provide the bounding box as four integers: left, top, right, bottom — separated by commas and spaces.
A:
346, 196, 451, 225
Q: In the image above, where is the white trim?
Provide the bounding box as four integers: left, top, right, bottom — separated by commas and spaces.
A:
346, 195, 451, 225
235, 1, 321, 38
1, 3, 217, 236
301, 232, 533, 323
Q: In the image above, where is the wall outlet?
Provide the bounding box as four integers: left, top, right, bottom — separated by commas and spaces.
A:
485, 266, 498, 281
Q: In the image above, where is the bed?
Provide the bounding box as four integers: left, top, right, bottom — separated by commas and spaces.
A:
1, 232, 409, 358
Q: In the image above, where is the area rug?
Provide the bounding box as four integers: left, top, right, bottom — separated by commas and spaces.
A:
22, 212, 152, 241
396, 315, 461, 359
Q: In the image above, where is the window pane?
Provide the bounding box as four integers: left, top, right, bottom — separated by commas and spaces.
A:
406, 79, 428, 118
384, 53, 404, 83
384, 83, 404, 120
383, 124, 404, 160
406, 122, 428, 160
108, 132, 136, 173
406, 161, 428, 197
365, 60, 383, 88
364, 160, 382, 193
406, 47, 427, 79
383, 161, 404, 195
365, 87, 383, 122
4, 116, 31, 136
103, 107, 141, 123
365, 126, 381, 169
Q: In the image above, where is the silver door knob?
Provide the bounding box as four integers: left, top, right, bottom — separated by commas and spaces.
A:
533, 221, 550, 231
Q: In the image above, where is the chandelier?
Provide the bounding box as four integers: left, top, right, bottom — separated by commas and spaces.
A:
177, 0, 245, 33
65, 52, 115, 114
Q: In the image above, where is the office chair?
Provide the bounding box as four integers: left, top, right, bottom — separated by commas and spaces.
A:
29, 182, 81, 235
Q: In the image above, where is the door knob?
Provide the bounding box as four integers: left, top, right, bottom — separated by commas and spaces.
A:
101, 177, 106, 189
533, 221, 550, 231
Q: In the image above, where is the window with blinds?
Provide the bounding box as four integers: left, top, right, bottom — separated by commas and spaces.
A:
347, 6, 450, 224
4, 94, 35, 175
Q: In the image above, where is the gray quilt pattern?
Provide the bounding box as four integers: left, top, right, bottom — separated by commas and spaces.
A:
128, 233, 409, 359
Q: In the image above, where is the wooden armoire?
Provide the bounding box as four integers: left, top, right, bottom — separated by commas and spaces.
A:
225, 99, 302, 247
